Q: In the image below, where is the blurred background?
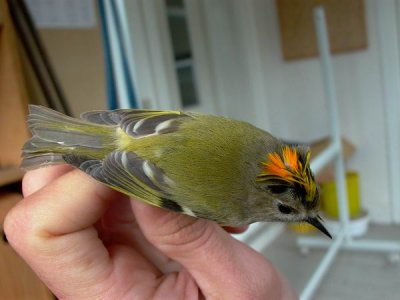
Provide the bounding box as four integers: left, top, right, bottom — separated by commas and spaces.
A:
0, 0, 399, 299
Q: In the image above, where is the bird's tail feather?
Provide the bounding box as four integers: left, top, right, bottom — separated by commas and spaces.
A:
21, 105, 115, 170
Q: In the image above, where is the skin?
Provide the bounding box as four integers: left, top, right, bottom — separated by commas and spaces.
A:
4, 166, 297, 300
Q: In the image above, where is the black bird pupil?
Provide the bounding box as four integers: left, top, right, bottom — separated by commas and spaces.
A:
278, 204, 293, 214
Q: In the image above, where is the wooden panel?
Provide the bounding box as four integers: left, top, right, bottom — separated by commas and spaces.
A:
0, 193, 53, 299
276, 0, 367, 60
0, 0, 29, 167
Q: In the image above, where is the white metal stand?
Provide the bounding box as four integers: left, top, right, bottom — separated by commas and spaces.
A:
297, 7, 400, 300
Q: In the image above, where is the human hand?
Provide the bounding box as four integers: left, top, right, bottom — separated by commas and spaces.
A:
4, 166, 297, 299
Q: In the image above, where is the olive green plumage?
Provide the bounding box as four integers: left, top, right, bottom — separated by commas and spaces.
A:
22, 105, 331, 238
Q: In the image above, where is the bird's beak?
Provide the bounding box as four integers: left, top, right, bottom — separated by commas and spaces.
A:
306, 216, 332, 239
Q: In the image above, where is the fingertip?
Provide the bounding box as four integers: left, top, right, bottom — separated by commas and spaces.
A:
223, 225, 249, 234
22, 165, 74, 196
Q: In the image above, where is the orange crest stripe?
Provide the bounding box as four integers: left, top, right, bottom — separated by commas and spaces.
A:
264, 146, 300, 177
266, 152, 292, 178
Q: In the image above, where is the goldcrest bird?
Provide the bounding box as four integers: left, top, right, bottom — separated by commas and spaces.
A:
22, 105, 331, 238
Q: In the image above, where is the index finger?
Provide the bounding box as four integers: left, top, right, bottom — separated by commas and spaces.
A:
18, 169, 119, 236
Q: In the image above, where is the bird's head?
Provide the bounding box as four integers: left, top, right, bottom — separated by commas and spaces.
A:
254, 144, 331, 238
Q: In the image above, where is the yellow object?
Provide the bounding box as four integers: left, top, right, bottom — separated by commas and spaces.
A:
320, 171, 361, 219
289, 222, 316, 234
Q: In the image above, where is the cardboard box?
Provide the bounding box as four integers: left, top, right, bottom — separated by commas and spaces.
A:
309, 137, 356, 183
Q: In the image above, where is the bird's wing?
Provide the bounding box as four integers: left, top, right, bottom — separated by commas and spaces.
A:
63, 150, 185, 213
81, 109, 192, 138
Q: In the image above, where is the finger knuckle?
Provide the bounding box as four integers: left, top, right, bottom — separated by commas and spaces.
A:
3, 199, 44, 252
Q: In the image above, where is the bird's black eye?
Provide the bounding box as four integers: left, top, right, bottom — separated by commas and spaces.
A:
268, 185, 289, 194
278, 204, 293, 214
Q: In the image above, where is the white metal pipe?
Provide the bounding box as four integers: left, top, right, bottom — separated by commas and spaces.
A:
299, 8, 352, 299
310, 141, 340, 175
297, 236, 331, 249
235, 223, 285, 252
235, 222, 268, 243
314, 7, 341, 142
314, 6, 351, 241
250, 224, 285, 253
298, 237, 400, 252
345, 239, 400, 252
300, 229, 346, 300
334, 153, 352, 241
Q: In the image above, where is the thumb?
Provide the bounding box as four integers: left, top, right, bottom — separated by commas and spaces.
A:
131, 200, 291, 299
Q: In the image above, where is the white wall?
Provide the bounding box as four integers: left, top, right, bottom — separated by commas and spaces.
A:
201, 0, 258, 122
200, 0, 397, 223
